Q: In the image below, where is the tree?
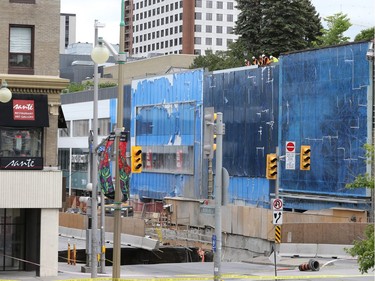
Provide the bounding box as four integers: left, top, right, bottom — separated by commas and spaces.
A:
354, 27, 375, 42
317, 12, 352, 46
345, 144, 374, 273
346, 144, 374, 189
346, 225, 374, 274
234, 0, 322, 57
189, 48, 244, 71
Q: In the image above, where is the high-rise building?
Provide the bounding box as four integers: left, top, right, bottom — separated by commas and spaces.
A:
125, 0, 239, 57
60, 13, 77, 53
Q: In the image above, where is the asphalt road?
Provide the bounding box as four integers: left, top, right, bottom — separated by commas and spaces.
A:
1, 258, 372, 281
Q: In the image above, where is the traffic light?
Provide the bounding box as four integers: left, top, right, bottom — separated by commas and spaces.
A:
266, 153, 277, 180
131, 146, 143, 173
300, 145, 311, 170
203, 107, 216, 159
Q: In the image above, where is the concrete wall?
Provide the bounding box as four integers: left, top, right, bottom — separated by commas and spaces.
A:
161, 198, 370, 244
282, 223, 370, 244
59, 212, 145, 237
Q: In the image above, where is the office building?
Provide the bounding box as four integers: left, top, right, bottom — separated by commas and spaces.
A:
125, 0, 239, 57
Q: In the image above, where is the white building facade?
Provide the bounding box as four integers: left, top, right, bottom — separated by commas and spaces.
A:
129, 0, 239, 57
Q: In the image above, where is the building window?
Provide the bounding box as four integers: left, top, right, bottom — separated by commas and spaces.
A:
216, 38, 223, 46
0, 127, 42, 158
217, 1, 223, 9
206, 25, 212, 33
206, 38, 212, 45
59, 121, 71, 137
206, 13, 212, 20
9, 25, 34, 75
227, 26, 233, 34
195, 12, 202, 20
227, 2, 234, 9
195, 0, 202, 7
227, 14, 234, 22
194, 37, 201, 44
194, 24, 202, 32
73, 120, 89, 137
207, 0, 213, 8
216, 26, 223, 33
216, 14, 223, 21
96, 118, 111, 136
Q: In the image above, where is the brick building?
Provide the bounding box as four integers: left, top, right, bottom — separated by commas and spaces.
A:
0, 0, 68, 277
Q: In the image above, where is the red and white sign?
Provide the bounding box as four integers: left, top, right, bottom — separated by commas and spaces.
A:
13, 100, 35, 121
272, 198, 283, 211
285, 141, 296, 170
286, 141, 295, 152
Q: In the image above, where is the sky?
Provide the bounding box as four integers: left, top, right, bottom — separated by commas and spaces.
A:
60, 0, 375, 45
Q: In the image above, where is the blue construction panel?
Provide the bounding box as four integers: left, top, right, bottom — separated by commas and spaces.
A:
204, 66, 279, 177
228, 176, 272, 208
130, 70, 204, 199
279, 42, 370, 198
131, 172, 193, 199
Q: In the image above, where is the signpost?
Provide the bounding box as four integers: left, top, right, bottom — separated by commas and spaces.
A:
285, 141, 296, 170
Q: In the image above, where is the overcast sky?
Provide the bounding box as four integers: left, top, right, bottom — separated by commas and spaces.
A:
60, 0, 375, 45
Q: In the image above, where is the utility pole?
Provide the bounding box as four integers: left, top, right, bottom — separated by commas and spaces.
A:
214, 112, 224, 281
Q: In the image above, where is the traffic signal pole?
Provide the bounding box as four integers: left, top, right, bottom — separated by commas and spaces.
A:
214, 112, 224, 281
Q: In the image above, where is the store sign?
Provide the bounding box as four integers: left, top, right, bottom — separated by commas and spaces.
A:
13, 100, 35, 121
0, 94, 48, 127
0, 157, 43, 170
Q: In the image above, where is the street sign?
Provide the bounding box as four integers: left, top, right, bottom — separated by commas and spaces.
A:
272, 198, 283, 211
285, 141, 296, 170
286, 141, 295, 152
273, 211, 283, 225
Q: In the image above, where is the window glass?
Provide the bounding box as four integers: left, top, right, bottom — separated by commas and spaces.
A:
73, 120, 89, 137
9, 26, 33, 69
0, 128, 42, 157
59, 120, 71, 137
195, 0, 202, 7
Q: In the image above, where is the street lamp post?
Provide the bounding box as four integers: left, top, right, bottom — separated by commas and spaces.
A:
90, 2, 126, 278
90, 19, 109, 279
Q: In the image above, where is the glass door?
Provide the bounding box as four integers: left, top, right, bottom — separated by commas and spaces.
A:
0, 209, 25, 271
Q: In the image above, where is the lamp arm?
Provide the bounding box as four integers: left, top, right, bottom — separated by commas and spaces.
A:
101, 38, 127, 63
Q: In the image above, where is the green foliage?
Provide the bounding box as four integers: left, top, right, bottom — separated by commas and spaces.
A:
317, 12, 352, 46
189, 49, 244, 71
235, 0, 322, 57
346, 144, 374, 189
355, 27, 375, 42
65, 81, 117, 93
346, 225, 374, 274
